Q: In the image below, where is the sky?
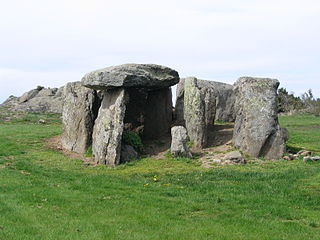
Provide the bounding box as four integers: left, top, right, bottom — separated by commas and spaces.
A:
0, 0, 319, 103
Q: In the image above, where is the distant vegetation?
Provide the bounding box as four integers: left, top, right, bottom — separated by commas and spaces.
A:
278, 88, 320, 116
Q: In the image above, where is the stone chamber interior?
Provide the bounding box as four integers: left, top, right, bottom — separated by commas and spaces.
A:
122, 87, 234, 156
123, 87, 173, 155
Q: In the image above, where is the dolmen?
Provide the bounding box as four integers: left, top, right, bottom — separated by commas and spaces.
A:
62, 64, 179, 166
62, 63, 288, 166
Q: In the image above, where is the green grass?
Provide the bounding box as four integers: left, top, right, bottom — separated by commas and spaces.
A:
279, 114, 320, 154
0, 112, 320, 239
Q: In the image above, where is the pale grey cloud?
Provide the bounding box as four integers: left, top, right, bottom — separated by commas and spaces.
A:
0, 0, 319, 102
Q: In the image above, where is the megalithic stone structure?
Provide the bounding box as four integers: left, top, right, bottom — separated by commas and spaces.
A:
232, 77, 288, 159
183, 77, 216, 149
80, 64, 179, 166
175, 78, 235, 124
61, 81, 100, 154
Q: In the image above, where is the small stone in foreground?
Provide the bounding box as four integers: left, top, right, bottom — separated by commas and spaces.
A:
224, 151, 246, 163
120, 144, 138, 163
303, 156, 320, 162
171, 126, 192, 158
38, 119, 46, 124
297, 150, 312, 156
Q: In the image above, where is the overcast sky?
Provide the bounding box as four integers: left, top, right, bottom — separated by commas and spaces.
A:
0, 0, 319, 103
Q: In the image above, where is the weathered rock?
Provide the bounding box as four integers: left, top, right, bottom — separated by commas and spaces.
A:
233, 77, 288, 160
36, 88, 58, 97
19, 89, 40, 103
38, 119, 46, 124
304, 156, 320, 162
170, 126, 192, 158
224, 151, 246, 163
175, 79, 186, 124
184, 77, 216, 149
175, 78, 235, 123
61, 82, 100, 154
82, 64, 179, 90
80, 64, 178, 165
92, 88, 127, 166
2, 95, 18, 105
297, 150, 312, 156
1, 86, 65, 113
283, 156, 291, 161
213, 82, 235, 122
120, 144, 138, 163
284, 154, 298, 160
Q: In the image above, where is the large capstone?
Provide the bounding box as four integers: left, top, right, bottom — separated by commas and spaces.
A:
232, 77, 288, 159
61, 82, 100, 154
175, 78, 235, 123
184, 77, 216, 149
92, 88, 127, 166
82, 64, 179, 90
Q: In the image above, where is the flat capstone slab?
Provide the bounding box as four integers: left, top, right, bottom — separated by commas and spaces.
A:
82, 64, 179, 90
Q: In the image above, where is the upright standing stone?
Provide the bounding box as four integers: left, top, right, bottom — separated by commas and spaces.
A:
171, 126, 192, 158
175, 78, 235, 123
175, 79, 185, 124
62, 82, 99, 154
233, 77, 288, 159
92, 88, 127, 166
184, 77, 216, 149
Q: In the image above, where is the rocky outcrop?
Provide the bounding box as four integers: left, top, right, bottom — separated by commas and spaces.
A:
82, 64, 179, 90
170, 126, 192, 158
92, 88, 127, 166
1, 86, 64, 113
19, 89, 40, 103
61, 82, 100, 154
184, 77, 216, 149
233, 77, 288, 160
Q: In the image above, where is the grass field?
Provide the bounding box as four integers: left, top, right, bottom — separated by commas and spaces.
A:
0, 111, 320, 239
279, 115, 320, 154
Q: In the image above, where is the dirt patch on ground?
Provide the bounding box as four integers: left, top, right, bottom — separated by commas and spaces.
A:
143, 134, 172, 159
46, 124, 238, 168
197, 124, 237, 168
46, 136, 96, 166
